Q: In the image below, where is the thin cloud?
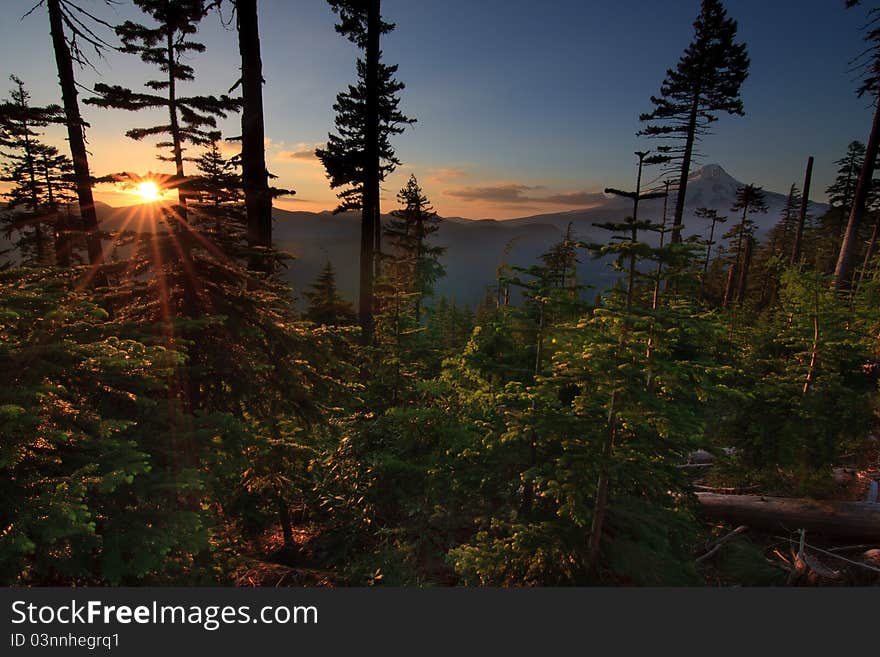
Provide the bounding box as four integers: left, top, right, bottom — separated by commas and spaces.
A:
444, 183, 607, 208
426, 167, 467, 183
540, 191, 609, 207
277, 149, 319, 162
274, 142, 324, 164
445, 183, 542, 203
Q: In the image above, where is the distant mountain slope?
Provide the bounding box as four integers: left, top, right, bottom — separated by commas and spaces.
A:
273, 209, 583, 308
25, 164, 821, 309
275, 164, 827, 308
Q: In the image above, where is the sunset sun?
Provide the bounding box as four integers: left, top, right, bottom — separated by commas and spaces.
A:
135, 180, 161, 202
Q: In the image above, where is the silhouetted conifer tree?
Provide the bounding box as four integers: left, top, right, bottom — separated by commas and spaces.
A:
0, 76, 69, 265
640, 0, 749, 244
192, 140, 242, 207
385, 174, 446, 323
316, 0, 414, 344
769, 184, 802, 256
723, 184, 767, 307
827, 142, 871, 220
305, 262, 356, 326
86, 0, 240, 204
695, 207, 726, 295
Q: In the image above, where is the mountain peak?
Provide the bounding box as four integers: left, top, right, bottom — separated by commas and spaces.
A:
692, 163, 735, 182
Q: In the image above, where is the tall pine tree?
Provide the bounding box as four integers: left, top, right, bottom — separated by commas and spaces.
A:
316, 0, 414, 344
0, 76, 67, 265
233, 0, 274, 272
305, 262, 356, 326
385, 174, 446, 323
42, 0, 113, 271
86, 0, 240, 209
722, 184, 767, 308
639, 0, 749, 244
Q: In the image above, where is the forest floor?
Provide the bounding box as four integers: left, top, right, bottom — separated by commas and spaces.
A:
693, 440, 880, 586
230, 443, 880, 587
232, 525, 341, 587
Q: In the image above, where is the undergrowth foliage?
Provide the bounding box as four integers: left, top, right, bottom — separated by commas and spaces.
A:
1, 0, 879, 588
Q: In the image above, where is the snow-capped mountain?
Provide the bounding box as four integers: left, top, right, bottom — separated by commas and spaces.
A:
504, 163, 828, 241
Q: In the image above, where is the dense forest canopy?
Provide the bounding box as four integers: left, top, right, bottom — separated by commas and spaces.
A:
1, 0, 879, 587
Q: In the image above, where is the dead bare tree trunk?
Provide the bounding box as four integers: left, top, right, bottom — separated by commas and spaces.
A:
791, 156, 814, 266
723, 263, 737, 309
696, 493, 880, 540
834, 102, 880, 290
855, 213, 880, 295
735, 235, 753, 306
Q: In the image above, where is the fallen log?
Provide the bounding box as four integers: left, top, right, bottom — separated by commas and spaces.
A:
696, 493, 880, 540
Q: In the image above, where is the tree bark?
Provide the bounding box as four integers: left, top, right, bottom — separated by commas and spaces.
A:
735, 234, 753, 305
358, 0, 381, 345
856, 213, 880, 294
700, 216, 717, 297
696, 493, 880, 540
20, 120, 47, 263
834, 102, 880, 290
587, 391, 618, 573
237, 0, 273, 273
46, 0, 103, 271
722, 263, 736, 309
42, 153, 70, 266
791, 156, 814, 266
165, 25, 199, 324
277, 496, 294, 547
671, 91, 701, 244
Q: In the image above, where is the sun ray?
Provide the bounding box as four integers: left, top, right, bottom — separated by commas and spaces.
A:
74, 201, 153, 292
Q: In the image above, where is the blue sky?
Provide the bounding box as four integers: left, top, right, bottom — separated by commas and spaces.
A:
0, 0, 873, 217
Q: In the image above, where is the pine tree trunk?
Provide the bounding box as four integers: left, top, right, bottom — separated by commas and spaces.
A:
277, 495, 294, 547
358, 0, 381, 345
725, 205, 749, 308
701, 217, 717, 296
791, 156, 814, 266
43, 154, 70, 266
165, 27, 198, 322
415, 214, 423, 323
856, 213, 880, 294
722, 263, 736, 309
671, 91, 701, 244
237, 0, 273, 273
46, 0, 103, 270
834, 102, 880, 290
587, 391, 618, 575
21, 128, 47, 263
736, 235, 753, 305
167, 34, 185, 185
374, 201, 382, 279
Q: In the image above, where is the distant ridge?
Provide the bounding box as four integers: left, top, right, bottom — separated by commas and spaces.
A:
80, 164, 827, 309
